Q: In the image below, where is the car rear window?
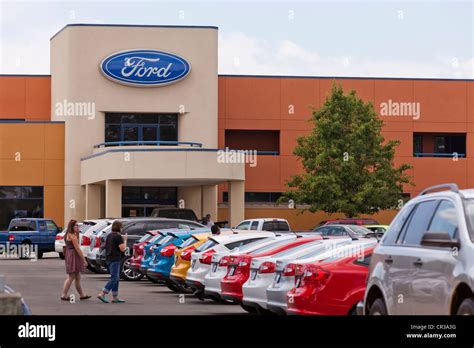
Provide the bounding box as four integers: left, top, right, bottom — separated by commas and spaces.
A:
180, 236, 199, 249
300, 241, 352, 259
157, 235, 175, 246
269, 240, 322, 258
195, 239, 217, 252
138, 234, 153, 243
249, 238, 294, 255
9, 220, 36, 231
148, 234, 164, 244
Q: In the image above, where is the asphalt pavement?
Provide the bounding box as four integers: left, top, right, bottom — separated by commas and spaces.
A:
0, 253, 246, 315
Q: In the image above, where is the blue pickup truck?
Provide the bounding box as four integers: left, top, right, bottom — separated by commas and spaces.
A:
0, 218, 61, 259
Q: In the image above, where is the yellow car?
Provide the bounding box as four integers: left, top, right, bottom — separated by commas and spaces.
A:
363, 224, 389, 234
169, 232, 211, 292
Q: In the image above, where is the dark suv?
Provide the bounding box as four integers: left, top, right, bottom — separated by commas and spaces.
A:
98, 217, 206, 281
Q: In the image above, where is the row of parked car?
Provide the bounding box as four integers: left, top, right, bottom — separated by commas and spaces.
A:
4, 183, 473, 315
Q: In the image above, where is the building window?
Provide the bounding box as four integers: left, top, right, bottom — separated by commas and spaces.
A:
105, 113, 178, 145
413, 133, 466, 158
121, 187, 177, 217
225, 130, 280, 155
0, 186, 43, 230
223, 192, 282, 204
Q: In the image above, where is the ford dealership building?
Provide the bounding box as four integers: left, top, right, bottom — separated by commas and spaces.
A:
0, 24, 473, 230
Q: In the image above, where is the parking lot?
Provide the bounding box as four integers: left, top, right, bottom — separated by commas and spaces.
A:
0, 253, 246, 315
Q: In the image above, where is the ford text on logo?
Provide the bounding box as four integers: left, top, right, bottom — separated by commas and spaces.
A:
100, 49, 191, 87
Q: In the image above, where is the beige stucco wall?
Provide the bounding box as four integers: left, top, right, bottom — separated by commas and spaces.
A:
51, 25, 219, 224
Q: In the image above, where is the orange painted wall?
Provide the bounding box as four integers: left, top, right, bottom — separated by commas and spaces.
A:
218, 76, 474, 207
0, 76, 51, 120
0, 122, 64, 227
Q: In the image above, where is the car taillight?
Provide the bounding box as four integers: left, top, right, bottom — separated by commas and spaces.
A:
55, 234, 64, 241
238, 256, 252, 268
199, 249, 216, 265
259, 261, 275, 274
8, 234, 14, 242
283, 263, 296, 276
295, 264, 305, 277
219, 255, 230, 267
94, 237, 101, 248
181, 246, 195, 261
81, 235, 91, 246
160, 245, 177, 257
302, 265, 330, 283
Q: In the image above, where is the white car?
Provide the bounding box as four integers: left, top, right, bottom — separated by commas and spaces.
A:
266, 238, 378, 314
54, 223, 84, 259
241, 239, 344, 313
85, 222, 113, 273
204, 235, 296, 301
185, 232, 276, 296
79, 220, 112, 256
233, 218, 291, 232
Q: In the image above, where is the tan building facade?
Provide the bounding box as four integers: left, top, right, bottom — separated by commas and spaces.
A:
50, 24, 245, 227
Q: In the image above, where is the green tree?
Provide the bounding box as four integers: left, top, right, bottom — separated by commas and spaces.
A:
282, 84, 412, 218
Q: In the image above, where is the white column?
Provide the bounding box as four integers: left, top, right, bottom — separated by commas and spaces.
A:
105, 180, 122, 218
228, 181, 245, 228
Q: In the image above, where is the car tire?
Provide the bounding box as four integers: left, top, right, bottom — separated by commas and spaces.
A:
37, 250, 44, 259
120, 256, 144, 281
19, 241, 32, 259
166, 282, 181, 292
241, 304, 259, 314
87, 264, 98, 273
456, 298, 474, 315
58, 252, 65, 260
369, 298, 387, 315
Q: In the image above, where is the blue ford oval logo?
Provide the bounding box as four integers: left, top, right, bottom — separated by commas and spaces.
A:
100, 49, 191, 87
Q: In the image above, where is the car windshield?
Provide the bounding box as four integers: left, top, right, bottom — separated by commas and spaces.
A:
347, 225, 372, 236
462, 199, 474, 241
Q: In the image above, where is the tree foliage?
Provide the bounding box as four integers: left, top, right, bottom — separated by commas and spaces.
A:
282, 84, 412, 217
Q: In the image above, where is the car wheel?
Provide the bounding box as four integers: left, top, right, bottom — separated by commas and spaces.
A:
369, 298, 387, 315
177, 284, 195, 294
19, 241, 32, 259
241, 304, 259, 314
457, 298, 474, 315
166, 282, 181, 292
37, 250, 44, 259
58, 252, 65, 260
87, 264, 98, 273
120, 256, 144, 281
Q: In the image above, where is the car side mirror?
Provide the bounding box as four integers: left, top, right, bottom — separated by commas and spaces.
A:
421, 231, 460, 249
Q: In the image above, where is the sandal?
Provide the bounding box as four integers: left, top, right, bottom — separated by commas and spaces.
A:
60, 296, 71, 301
97, 295, 109, 303
80, 295, 91, 300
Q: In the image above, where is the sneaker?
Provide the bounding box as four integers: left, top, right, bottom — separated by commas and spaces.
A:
112, 298, 125, 303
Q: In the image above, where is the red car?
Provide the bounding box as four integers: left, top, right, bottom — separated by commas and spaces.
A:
130, 231, 160, 271
287, 243, 375, 315
220, 236, 322, 303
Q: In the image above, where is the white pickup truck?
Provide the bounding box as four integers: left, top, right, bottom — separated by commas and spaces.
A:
232, 218, 291, 232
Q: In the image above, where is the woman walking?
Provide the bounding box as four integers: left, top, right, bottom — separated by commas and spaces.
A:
97, 221, 127, 303
61, 219, 90, 301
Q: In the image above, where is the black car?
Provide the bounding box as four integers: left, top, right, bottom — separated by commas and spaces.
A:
97, 217, 206, 281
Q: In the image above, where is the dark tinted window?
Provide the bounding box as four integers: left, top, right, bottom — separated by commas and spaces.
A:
9, 220, 37, 231
400, 200, 439, 245
262, 222, 273, 231
382, 205, 414, 245
155, 209, 197, 221
250, 221, 259, 230
428, 200, 458, 239
146, 221, 178, 230
316, 226, 347, 236
123, 222, 146, 235
276, 222, 290, 231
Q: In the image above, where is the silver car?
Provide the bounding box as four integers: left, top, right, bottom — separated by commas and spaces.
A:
363, 183, 474, 315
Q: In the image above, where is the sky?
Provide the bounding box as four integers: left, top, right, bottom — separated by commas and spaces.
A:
0, 0, 473, 78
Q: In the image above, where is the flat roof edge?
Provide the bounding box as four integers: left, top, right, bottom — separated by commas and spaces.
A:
50, 23, 219, 41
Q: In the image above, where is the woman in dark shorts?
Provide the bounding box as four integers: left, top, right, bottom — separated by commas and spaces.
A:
61, 219, 90, 301
97, 221, 128, 303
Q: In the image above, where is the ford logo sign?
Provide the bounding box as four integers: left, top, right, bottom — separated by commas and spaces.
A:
100, 49, 191, 87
